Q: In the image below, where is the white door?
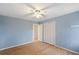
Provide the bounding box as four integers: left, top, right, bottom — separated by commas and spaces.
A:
33, 24, 43, 42
33, 24, 38, 42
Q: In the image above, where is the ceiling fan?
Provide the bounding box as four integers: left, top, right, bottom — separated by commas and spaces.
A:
23, 4, 55, 19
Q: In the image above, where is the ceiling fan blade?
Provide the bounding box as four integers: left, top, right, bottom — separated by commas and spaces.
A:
41, 14, 45, 17
23, 13, 34, 17
41, 4, 60, 10
41, 4, 54, 10
24, 3, 35, 10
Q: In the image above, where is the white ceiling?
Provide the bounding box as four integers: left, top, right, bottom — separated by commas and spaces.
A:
0, 3, 79, 22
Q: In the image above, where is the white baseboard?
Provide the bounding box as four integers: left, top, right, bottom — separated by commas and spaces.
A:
54, 44, 79, 54
42, 41, 79, 54
0, 41, 32, 51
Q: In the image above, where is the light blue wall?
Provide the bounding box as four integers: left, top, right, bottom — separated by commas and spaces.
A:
55, 11, 79, 52
42, 11, 79, 52
0, 16, 33, 49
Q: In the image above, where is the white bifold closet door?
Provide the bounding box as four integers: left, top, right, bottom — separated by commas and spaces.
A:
42, 21, 56, 45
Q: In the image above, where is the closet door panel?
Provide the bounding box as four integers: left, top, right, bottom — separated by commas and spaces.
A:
43, 21, 56, 45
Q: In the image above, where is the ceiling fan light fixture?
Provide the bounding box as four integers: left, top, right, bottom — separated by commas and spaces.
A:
33, 9, 44, 18
33, 14, 42, 18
